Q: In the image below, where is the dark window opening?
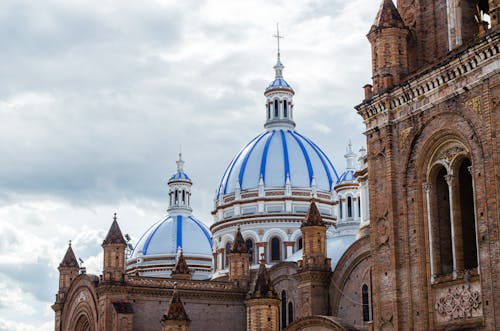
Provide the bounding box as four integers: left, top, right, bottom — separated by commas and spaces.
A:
339, 200, 343, 219
358, 198, 361, 218
434, 167, 453, 275
297, 237, 303, 251
459, 159, 478, 270
281, 291, 287, 328
362, 284, 370, 322
347, 196, 353, 218
246, 239, 254, 263
283, 100, 288, 117
288, 302, 294, 324
225, 242, 232, 268
274, 100, 279, 118
271, 237, 281, 261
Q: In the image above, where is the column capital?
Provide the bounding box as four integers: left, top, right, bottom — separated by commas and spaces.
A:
444, 174, 455, 186
423, 182, 432, 192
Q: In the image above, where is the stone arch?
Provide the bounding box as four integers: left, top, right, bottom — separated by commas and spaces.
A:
286, 315, 355, 331
261, 228, 288, 243
60, 275, 98, 331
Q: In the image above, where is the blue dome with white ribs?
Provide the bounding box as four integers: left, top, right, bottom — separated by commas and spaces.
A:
217, 129, 339, 196
132, 215, 212, 258
338, 169, 356, 183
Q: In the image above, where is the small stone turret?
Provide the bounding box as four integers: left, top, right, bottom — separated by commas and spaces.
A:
296, 202, 331, 317
171, 248, 192, 280
161, 285, 191, 331
245, 256, 279, 331
57, 241, 79, 301
102, 213, 127, 283
228, 227, 250, 287
367, 0, 409, 94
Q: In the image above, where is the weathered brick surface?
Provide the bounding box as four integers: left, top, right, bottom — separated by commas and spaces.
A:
357, 22, 499, 330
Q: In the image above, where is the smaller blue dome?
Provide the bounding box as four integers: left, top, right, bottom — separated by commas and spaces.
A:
132, 215, 212, 258
266, 78, 292, 90
338, 169, 356, 183
169, 172, 191, 181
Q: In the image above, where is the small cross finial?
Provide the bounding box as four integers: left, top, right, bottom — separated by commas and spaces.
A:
113, 212, 117, 222
273, 23, 284, 59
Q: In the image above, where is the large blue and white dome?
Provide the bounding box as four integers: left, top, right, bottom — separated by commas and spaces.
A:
132, 215, 211, 258
217, 129, 339, 196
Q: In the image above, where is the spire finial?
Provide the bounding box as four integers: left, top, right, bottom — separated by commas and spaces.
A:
273, 23, 283, 59
113, 212, 117, 222
68, 240, 72, 247
176, 152, 185, 173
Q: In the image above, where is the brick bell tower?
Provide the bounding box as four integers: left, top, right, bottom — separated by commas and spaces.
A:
245, 256, 280, 331
228, 227, 250, 288
295, 201, 331, 318
102, 213, 127, 283
367, 0, 410, 95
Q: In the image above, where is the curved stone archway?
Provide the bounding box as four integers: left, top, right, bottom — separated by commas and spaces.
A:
285, 315, 359, 331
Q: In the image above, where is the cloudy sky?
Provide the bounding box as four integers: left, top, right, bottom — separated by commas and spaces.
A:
0, 0, 380, 329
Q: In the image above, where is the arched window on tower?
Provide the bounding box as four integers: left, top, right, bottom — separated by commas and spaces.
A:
274, 99, 279, 118
245, 238, 254, 264
281, 290, 287, 329
433, 166, 453, 275
288, 301, 294, 324
225, 241, 232, 268
270, 237, 281, 261
347, 196, 353, 218
283, 100, 288, 118
362, 284, 370, 322
458, 158, 478, 270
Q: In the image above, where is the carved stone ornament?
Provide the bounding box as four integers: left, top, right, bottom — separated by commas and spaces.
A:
435, 284, 481, 320
399, 127, 413, 151
437, 146, 466, 165
465, 96, 481, 119
77, 290, 89, 303
376, 215, 390, 247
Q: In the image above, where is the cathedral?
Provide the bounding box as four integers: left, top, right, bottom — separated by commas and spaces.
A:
53, 0, 499, 330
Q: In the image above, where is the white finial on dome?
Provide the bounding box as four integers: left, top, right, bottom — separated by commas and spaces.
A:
176, 152, 185, 173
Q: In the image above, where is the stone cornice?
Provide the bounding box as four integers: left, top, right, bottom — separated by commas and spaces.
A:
356, 31, 499, 130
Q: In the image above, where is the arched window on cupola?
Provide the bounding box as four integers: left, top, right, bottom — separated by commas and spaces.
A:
281, 290, 287, 329
297, 237, 302, 251
245, 238, 254, 264
270, 237, 281, 261
174, 190, 178, 205
274, 99, 279, 118
283, 100, 288, 118
339, 198, 343, 219
182, 190, 185, 204
358, 197, 361, 219
347, 196, 353, 218
225, 241, 232, 268
267, 103, 271, 119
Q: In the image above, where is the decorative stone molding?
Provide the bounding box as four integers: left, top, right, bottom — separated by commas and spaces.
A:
435, 283, 482, 322
399, 127, 413, 151
438, 146, 467, 166
465, 96, 482, 119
